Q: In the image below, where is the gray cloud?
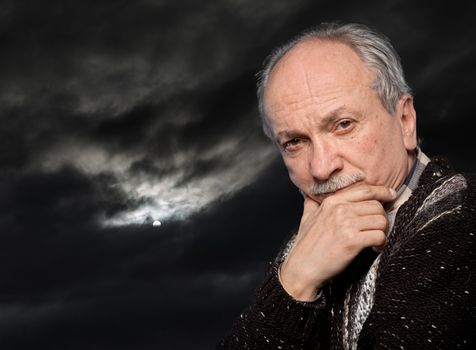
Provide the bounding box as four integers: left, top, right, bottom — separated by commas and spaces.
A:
0, 0, 293, 225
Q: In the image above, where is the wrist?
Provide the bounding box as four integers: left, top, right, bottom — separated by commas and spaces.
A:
278, 263, 322, 302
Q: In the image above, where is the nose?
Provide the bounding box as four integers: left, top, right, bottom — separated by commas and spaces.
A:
308, 139, 343, 181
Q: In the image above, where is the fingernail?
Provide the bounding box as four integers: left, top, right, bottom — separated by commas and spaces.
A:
390, 188, 397, 197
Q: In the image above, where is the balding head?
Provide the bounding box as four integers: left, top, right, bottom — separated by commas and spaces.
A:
263, 39, 375, 133
257, 22, 412, 138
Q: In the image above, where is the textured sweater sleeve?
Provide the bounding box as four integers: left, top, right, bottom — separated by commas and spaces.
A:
358, 173, 476, 349
217, 262, 328, 349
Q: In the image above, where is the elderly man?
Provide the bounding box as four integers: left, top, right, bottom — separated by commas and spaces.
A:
218, 22, 475, 349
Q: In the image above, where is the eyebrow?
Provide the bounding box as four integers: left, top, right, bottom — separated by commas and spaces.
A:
322, 105, 359, 124
274, 106, 352, 143
275, 130, 303, 144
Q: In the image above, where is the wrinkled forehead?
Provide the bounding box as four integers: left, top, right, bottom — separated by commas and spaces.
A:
263, 39, 376, 116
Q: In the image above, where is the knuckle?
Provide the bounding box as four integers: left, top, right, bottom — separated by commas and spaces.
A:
322, 196, 337, 208
370, 200, 383, 210
342, 230, 357, 245
341, 217, 354, 228
375, 231, 387, 245
334, 203, 347, 216
376, 215, 388, 228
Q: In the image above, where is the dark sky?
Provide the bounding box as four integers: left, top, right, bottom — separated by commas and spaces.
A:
1, 1, 475, 349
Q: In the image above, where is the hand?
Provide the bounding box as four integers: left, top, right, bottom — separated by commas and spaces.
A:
279, 185, 396, 301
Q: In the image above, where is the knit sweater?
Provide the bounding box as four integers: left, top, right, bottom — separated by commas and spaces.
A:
218, 157, 476, 349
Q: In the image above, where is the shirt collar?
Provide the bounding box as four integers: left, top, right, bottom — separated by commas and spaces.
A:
386, 148, 430, 214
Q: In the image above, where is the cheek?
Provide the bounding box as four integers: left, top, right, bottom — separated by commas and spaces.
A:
356, 123, 388, 152
343, 133, 387, 174
353, 137, 378, 149
345, 135, 380, 157
284, 158, 309, 187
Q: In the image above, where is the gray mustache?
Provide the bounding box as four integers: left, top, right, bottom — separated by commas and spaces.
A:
310, 173, 365, 195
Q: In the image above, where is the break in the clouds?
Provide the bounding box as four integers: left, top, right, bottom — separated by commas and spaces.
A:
36, 127, 276, 225
14, 45, 279, 225
1, 0, 303, 226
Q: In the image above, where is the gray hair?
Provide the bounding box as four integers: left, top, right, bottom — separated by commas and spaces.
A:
257, 22, 412, 138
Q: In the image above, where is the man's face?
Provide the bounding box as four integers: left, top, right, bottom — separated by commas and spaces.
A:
263, 40, 417, 204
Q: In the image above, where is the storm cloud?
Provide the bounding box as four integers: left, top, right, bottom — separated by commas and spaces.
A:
0, 0, 475, 349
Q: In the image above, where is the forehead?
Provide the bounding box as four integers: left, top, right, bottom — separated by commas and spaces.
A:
263, 39, 375, 117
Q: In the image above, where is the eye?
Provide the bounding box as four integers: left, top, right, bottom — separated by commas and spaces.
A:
282, 138, 303, 153
337, 120, 352, 129
335, 119, 355, 133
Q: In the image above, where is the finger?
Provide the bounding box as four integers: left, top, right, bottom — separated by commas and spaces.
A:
372, 244, 386, 253
355, 214, 388, 232
352, 200, 386, 216
357, 229, 387, 249
302, 194, 320, 216
339, 185, 396, 203
295, 195, 320, 240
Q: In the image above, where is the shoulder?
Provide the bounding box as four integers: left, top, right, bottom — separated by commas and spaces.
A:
407, 157, 475, 231
384, 156, 475, 261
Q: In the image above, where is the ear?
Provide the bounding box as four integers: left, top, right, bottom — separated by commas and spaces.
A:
397, 95, 417, 151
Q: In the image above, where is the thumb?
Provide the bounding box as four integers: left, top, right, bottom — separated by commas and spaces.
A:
301, 192, 320, 220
